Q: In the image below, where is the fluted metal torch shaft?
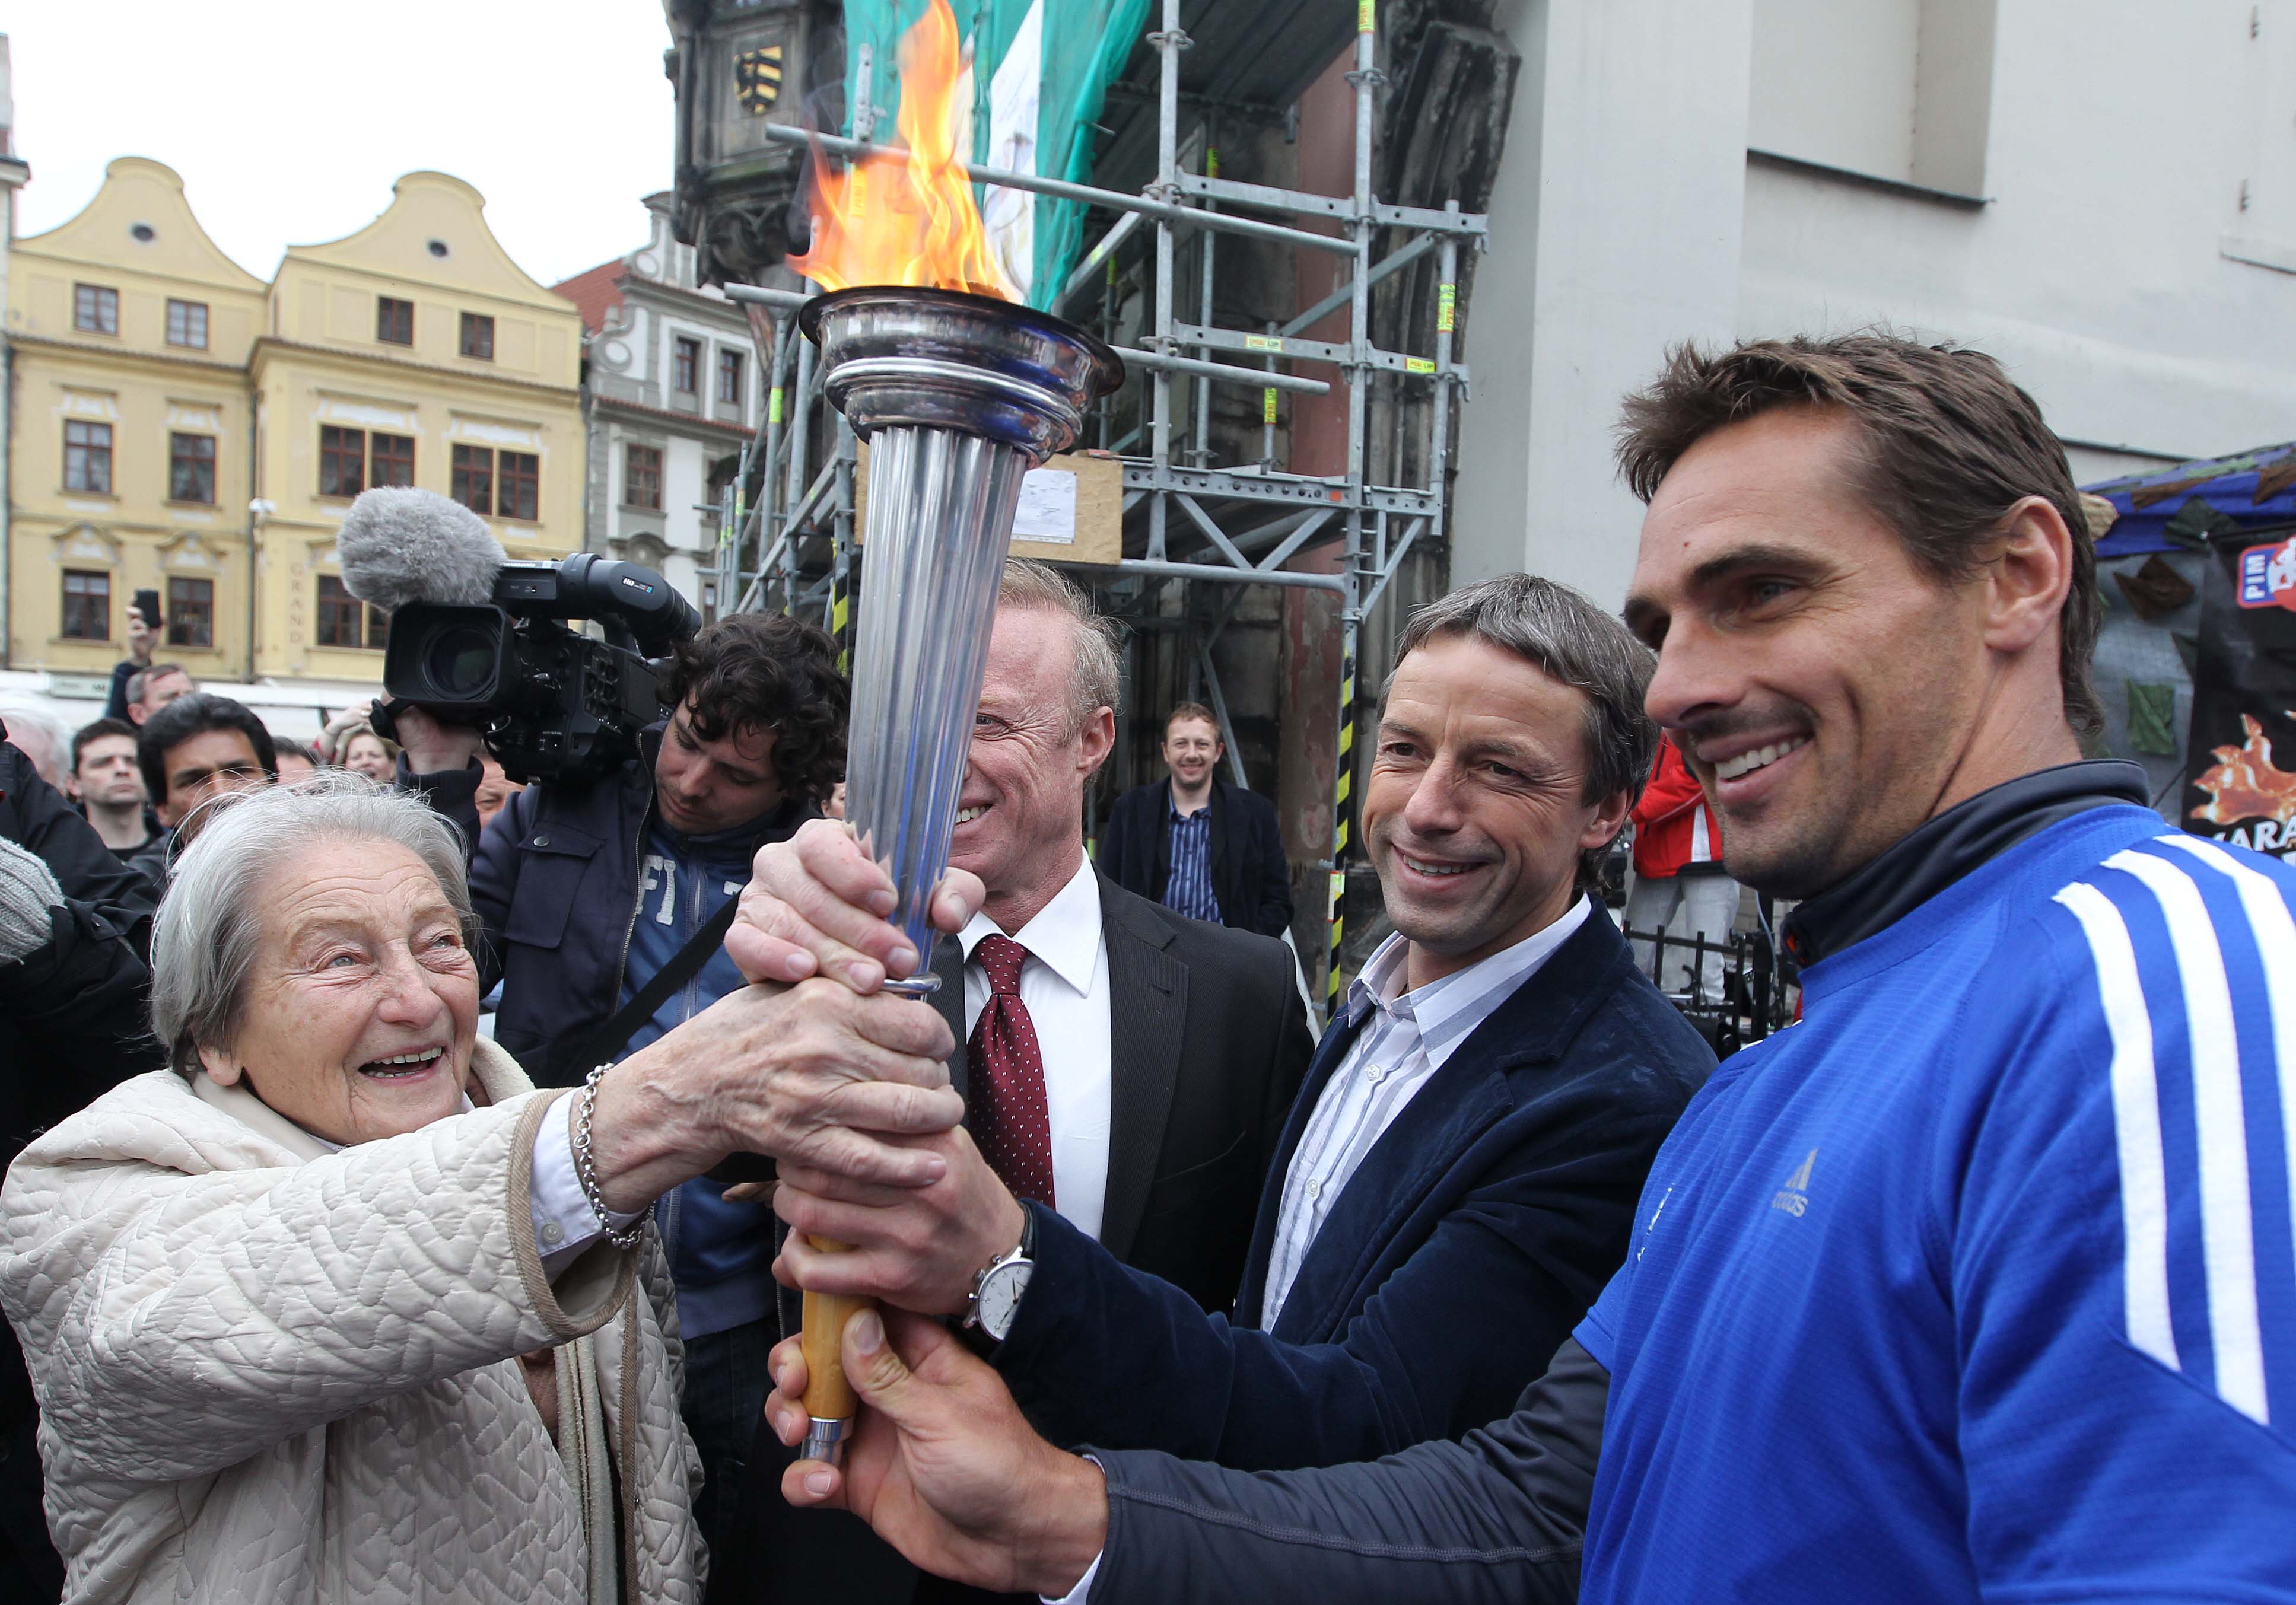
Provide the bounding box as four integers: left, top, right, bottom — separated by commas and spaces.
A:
794, 287, 1121, 1460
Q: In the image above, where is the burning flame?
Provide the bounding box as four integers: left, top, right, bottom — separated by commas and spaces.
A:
2190, 713, 2296, 827
787, 0, 1013, 300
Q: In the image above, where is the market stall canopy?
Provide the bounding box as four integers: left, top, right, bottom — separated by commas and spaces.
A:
2085, 442, 2296, 558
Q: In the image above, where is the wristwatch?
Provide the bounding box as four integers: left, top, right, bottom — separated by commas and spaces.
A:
963, 1206, 1037, 1343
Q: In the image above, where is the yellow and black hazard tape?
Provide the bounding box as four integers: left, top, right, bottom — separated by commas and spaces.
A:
1326, 643, 1357, 1010
829, 544, 853, 674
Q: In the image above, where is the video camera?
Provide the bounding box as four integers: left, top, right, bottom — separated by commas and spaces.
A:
336, 489, 702, 785
380, 554, 701, 785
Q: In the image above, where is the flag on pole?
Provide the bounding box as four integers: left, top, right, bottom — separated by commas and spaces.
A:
839, 0, 1152, 308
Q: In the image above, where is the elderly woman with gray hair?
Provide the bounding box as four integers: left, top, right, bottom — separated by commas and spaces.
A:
0, 775, 961, 1603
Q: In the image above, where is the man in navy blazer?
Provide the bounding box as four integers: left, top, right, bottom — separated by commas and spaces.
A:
751, 572, 1712, 1482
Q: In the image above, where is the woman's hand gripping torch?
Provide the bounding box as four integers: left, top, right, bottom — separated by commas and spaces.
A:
725, 820, 991, 1463
767, 284, 1117, 1463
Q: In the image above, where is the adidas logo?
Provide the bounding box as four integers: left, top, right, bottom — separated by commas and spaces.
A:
1770, 1148, 1817, 1217
1637, 1184, 1675, 1263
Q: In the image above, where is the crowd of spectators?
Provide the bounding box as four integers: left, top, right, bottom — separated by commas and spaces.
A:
0, 686, 511, 891
0, 329, 2289, 1605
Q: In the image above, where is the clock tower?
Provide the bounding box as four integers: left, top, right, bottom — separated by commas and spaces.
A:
663, 0, 841, 287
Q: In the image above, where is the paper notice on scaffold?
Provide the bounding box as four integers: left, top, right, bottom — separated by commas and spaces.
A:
1013, 469, 1079, 544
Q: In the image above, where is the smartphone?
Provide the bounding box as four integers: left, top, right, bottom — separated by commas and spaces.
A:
132, 588, 163, 632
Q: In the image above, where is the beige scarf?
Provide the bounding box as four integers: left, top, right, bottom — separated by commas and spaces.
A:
192, 1041, 624, 1603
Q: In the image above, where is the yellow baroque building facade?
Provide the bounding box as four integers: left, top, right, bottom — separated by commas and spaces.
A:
5, 158, 584, 717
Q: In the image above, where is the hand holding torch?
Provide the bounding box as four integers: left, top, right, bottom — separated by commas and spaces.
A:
794, 286, 1121, 1463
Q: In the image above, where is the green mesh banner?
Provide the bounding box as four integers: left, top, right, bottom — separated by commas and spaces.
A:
838, 0, 1150, 308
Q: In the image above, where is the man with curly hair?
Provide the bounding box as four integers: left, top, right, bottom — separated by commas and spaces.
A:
393, 609, 848, 1561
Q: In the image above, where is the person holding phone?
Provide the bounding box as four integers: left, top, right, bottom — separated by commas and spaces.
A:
103, 590, 163, 722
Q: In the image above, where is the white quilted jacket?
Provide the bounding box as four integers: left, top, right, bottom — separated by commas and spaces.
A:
0, 1045, 706, 1604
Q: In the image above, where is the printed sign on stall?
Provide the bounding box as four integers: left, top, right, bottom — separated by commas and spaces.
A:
2235, 533, 2296, 612
2186, 532, 2296, 859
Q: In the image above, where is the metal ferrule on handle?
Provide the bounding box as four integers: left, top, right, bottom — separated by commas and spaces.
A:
798, 1249, 867, 1463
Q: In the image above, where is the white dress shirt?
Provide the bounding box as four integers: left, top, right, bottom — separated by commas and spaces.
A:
1260, 895, 1592, 1327
958, 851, 1114, 1244
529, 1096, 647, 1278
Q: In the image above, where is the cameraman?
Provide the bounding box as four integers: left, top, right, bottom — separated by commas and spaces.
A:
392, 610, 848, 1558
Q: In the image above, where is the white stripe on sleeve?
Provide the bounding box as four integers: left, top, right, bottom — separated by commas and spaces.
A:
2054, 880, 2181, 1374
2154, 833, 2296, 1320
2104, 848, 2268, 1424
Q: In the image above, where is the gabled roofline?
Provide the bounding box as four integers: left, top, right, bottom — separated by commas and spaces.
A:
14, 155, 268, 291
278, 170, 573, 314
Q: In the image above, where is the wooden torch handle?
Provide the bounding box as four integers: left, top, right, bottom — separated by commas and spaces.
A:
800, 1236, 873, 1426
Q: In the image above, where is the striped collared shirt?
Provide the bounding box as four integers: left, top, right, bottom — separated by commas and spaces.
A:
1162, 795, 1223, 923
1261, 896, 1593, 1327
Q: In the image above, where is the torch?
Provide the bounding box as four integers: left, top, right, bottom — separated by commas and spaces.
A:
774, 0, 1121, 1464
790, 299, 1119, 1463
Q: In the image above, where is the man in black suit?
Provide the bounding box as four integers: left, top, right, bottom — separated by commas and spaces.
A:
718, 559, 1314, 1601
748, 573, 1710, 1491
1098, 703, 1294, 940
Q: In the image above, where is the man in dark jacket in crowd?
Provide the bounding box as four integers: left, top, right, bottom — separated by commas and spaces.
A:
69, 718, 158, 860
721, 559, 1315, 1605
1098, 703, 1293, 940
127, 693, 278, 883
394, 610, 847, 1564
0, 724, 164, 1597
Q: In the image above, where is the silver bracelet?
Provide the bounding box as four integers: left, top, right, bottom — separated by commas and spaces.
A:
573, 1064, 651, 1251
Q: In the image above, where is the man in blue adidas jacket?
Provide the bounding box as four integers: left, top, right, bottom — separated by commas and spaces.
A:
758, 333, 2296, 1603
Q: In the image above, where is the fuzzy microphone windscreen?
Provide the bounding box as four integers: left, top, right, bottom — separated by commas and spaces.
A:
335, 487, 507, 611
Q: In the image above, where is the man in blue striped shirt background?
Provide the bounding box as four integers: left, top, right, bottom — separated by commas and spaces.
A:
1099, 704, 1294, 940
1159, 753, 1218, 926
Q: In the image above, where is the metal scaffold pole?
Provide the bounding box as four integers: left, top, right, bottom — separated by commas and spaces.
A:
1325, 1, 1380, 1011
1146, 0, 1185, 564
784, 328, 816, 616
829, 422, 856, 671
718, 1, 1486, 1011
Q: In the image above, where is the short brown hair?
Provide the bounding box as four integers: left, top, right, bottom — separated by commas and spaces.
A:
1391, 574, 1657, 895
1614, 334, 2101, 737
1164, 702, 1219, 738
72, 716, 139, 774
664, 613, 849, 803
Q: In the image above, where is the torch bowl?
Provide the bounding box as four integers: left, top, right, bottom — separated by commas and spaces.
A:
800, 286, 1125, 465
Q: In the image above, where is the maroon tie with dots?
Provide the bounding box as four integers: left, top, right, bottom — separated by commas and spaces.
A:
966, 933, 1057, 1209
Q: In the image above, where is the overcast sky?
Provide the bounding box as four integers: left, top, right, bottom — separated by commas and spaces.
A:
6, 0, 679, 288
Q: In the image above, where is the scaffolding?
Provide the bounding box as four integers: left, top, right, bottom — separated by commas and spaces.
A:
713, 0, 1486, 1010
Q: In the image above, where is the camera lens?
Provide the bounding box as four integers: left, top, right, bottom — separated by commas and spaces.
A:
424, 623, 498, 700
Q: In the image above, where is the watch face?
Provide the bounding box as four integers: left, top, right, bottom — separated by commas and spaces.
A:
977, 1259, 1032, 1340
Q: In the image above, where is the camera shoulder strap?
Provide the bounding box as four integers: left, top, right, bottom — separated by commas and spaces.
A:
558, 894, 742, 1082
